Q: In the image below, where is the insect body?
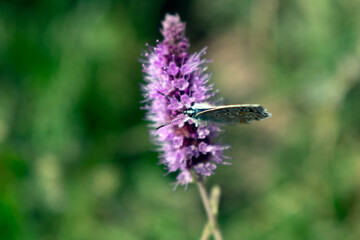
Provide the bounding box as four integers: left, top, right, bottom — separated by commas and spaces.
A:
156, 91, 271, 129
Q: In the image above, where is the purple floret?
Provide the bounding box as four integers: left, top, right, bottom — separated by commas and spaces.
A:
141, 14, 229, 186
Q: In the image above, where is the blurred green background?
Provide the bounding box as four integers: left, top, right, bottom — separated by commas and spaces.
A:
1, 0, 360, 239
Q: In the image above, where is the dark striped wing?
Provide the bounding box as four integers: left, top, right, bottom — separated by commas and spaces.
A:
194, 105, 271, 124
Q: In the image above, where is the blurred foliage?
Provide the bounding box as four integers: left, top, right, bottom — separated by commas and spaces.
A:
1, 0, 360, 239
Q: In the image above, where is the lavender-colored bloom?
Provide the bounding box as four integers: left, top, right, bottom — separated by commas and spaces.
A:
141, 14, 228, 186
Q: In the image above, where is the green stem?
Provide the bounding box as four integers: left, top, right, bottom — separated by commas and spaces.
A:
196, 178, 223, 240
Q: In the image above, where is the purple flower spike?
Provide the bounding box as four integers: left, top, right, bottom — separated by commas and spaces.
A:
141, 14, 228, 187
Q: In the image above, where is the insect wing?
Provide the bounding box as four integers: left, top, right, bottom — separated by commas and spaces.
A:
195, 105, 271, 123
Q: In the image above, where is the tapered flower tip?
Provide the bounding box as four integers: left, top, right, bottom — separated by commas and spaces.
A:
161, 13, 189, 53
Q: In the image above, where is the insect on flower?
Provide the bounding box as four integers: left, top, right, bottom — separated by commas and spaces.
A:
156, 91, 272, 130
141, 14, 271, 186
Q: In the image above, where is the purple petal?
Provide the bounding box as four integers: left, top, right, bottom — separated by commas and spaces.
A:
167, 61, 179, 75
